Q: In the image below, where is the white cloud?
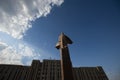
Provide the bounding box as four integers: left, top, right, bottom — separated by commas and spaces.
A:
0, 42, 8, 50
0, 0, 64, 39
0, 41, 40, 65
0, 0, 63, 65
0, 42, 22, 64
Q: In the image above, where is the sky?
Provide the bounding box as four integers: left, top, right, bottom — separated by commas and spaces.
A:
0, 0, 120, 80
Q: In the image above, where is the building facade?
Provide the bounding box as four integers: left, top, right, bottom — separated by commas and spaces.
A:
0, 59, 108, 80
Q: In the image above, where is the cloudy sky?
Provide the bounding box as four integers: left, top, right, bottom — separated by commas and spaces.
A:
0, 0, 120, 80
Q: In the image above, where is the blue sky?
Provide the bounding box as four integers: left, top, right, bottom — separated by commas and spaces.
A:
0, 0, 120, 80
24, 0, 120, 79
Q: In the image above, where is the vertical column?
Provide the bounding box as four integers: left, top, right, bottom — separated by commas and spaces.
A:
56, 33, 74, 80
